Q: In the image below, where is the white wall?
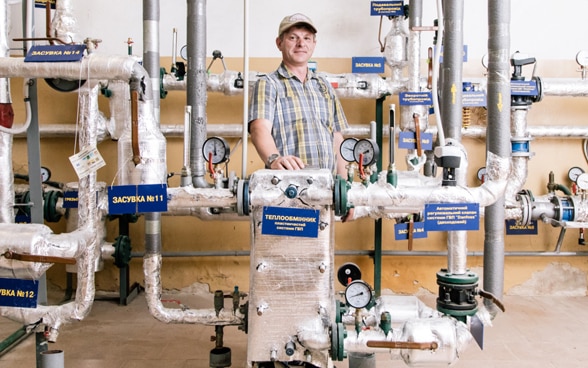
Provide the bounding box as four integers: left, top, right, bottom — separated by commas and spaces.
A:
8, 1, 588, 64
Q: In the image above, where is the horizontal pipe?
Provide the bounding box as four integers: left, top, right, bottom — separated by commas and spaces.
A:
130, 250, 588, 258
15, 123, 588, 140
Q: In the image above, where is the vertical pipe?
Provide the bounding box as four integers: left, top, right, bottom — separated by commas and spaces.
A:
440, 0, 467, 275
407, 0, 422, 91
484, 0, 511, 303
440, 0, 463, 142
0, 0, 13, 223
241, 0, 249, 179
187, 0, 209, 188
143, 0, 160, 124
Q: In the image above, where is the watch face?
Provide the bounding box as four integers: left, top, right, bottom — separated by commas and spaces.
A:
202, 137, 230, 164
340, 138, 358, 162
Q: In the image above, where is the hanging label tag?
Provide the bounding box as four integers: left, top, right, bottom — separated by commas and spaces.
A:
398, 131, 433, 150
370, 1, 404, 16
394, 222, 427, 240
68, 146, 106, 179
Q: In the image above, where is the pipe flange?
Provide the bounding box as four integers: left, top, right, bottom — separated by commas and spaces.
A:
236, 179, 249, 216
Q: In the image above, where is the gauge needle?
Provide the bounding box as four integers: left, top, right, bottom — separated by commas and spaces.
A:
350, 292, 364, 298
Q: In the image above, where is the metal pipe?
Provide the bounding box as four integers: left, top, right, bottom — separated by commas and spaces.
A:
241, 0, 249, 180
187, 0, 209, 188
143, 0, 160, 123
484, 0, 512, 304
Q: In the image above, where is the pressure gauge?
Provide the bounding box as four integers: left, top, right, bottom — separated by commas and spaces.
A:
568, 166, 585, 183
344, 280, 373, 309
180, 45, 188, 61
576, 51, 588, 67
339, 137, 358, 163
41, 167, 51, 183
577, 172, 588, 190
476, 167, 487, 182
353, 138, 380, 166
202, 137, 230, 164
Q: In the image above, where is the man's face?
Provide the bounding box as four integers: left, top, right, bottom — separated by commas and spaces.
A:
276, 26, 316, 67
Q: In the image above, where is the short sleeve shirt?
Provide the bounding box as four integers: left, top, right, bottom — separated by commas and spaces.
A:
249, 63, 348, 172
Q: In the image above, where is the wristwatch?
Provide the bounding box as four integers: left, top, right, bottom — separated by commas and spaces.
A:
267, 153, 280, 168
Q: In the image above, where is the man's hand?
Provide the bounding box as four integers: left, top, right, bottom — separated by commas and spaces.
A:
268, 155, 305, 170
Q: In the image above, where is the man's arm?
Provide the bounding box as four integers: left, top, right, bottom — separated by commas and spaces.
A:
249, 118, 305, 170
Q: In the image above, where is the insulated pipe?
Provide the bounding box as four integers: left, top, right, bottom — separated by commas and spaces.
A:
484, 0, 512, 305
187, 0, 209, 188
0, 86, 101, 342
143, 0, 160, 122
0, 0, 12, 223
51, 0, 76, 43
441, 0, 468, 276
504, 108, 529, 205
407, 0, 422, 91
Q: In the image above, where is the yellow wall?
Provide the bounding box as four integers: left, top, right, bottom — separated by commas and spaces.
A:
11, 57, 588, 297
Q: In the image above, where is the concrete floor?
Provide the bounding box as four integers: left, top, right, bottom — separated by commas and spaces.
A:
0, 290, 587, 368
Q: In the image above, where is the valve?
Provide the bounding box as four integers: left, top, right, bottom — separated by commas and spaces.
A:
433, 142, 461, 187
510, 51, 542, 106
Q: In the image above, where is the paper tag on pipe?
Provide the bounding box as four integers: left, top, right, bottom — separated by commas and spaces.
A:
69, 145, 106, 179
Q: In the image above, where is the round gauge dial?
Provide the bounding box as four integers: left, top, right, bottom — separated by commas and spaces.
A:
577, 51, 588, 67
353, 139, 380, 166
41, 167, 51, 183
344, 280, 373, 309
180, 45, 188, 61
202, 137, 230, 164
477, 167, 487, 181
577, 173, 588, 190
339, 137, 358, 163
568, 166, 585, 183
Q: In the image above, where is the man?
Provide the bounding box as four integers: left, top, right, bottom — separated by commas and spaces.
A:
248, 13, 349, 178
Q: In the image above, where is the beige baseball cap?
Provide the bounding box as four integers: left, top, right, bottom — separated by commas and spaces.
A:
278, 13, 317, 37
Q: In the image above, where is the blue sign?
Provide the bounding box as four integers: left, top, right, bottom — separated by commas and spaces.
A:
511, 80, 539, 97
399, 91, 433, 106
108, 184, 168, 215
463, 91, 487, 107
15, 214, 31, 224
25, 44, 86, 62
35, 0, 55, 9
261, 206, 320, 238
63, 191, 78, 208
352, 57, 386, 73
424, 203, 479, 231
394, 222, 427, 240
0, 278, 39, 308
370, 1, 404, 16
398, 131, 433, 150
505, 219, 538, 235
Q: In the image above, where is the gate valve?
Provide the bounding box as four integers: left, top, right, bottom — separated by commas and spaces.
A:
510, 52, 542, 105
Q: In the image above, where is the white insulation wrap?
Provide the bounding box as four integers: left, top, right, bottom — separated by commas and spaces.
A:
247, 169, 335, 367
142, 253, 243, 325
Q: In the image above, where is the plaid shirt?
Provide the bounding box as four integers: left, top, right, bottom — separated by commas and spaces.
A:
249, 63, 348, 172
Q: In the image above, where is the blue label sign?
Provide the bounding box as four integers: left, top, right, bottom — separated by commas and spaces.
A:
370, 1, 404, 16
511, 80, 539, 97
351, 57, 386, 73
35, 0, 55, 9
463, 91, 487, 107
0, 278, 39, 308
394, 222, 427, 240
108, 184, 168, 215
15, 214, 31, 224
398, 131, 433, 150
261, 206, 320, 238
399, 91, 433, 106
25, 44, 86, 62
63, 191, 78, 208
505, 219, 538, 235
425, 203, 479, 231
